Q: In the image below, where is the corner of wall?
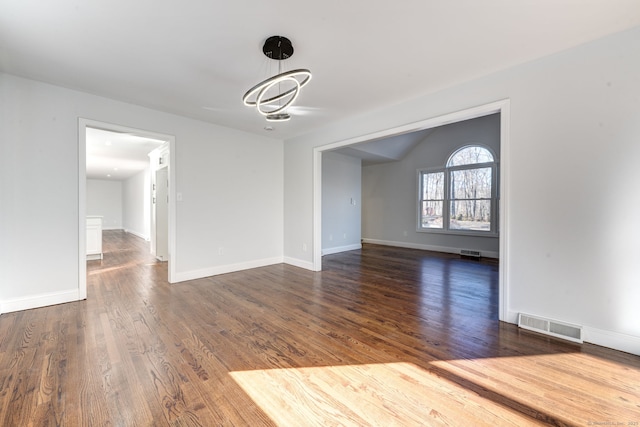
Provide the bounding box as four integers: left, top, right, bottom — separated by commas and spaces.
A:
283, 256, 315, 271
173, 257, 284, 283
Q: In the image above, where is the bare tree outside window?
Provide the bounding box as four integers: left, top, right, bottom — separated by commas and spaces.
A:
447, 146, 493, 166
421, 172, 444, 228
419, 145, 496, 233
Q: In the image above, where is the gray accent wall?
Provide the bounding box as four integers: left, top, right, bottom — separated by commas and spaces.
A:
362, 114, 500, 256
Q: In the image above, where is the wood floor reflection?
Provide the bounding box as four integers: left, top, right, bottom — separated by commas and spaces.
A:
0, 230, 638, 426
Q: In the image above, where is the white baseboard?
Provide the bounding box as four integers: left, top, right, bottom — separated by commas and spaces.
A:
510, 309, 640, 356
125, 229, 149, 241
0, 289, 83, 315
322, 243, 362, 256
103, 226, 123, 231
505, 310, 519, 324
361, 238, 499, 259
283, 256, 315, 271
173, 256, 284, 283
583, 326, 640, 356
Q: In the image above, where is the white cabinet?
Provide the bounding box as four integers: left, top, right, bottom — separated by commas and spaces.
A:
86, 216, 103, 260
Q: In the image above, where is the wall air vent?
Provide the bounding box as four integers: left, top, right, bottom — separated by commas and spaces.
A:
460, 249, 481, 258
518, 313, 583, 343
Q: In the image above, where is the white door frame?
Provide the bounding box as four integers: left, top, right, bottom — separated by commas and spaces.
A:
312, 99, 511, 322
78, 118, 177, 299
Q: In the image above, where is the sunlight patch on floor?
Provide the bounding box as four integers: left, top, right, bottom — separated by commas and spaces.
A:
430, 353, 640, 426
87, 260, 139, 275
230, 362, 540, 426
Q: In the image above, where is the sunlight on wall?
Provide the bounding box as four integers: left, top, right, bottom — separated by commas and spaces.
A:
600, 147, 640, 338
603, 241, 640, 337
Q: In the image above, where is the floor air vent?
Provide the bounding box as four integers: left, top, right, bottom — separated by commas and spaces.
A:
518, 313, 583, 343
460, 249, 481, 257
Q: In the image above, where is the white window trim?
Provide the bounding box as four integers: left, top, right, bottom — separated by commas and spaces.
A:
417, 147, 499, 236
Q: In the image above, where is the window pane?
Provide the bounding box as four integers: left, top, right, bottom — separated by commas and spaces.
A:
450, 168, 491, 199
449, 200, 491, 231
422, 172, 444, 200
447, 146, 494, 166
421, 201, 443, 228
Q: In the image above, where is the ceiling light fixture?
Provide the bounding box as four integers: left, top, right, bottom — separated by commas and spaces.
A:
266, 113, 291, 122
242, 36, 311, 122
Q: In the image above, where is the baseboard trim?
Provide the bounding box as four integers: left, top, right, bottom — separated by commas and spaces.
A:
0, 289, 83, 314
322, 243, 362, 256
506, 310, 520, 324
173, 256, 284, 283
283, 257, 315, 271
361, 238, 499, 259
124, 229, 149, 241
584, 326, 640, 356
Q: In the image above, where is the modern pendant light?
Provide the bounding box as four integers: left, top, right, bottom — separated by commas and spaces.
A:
242, 36, 312, 122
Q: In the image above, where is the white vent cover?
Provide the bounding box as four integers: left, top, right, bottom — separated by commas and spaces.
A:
518, 313, 583, 343
460, 249, 481, 257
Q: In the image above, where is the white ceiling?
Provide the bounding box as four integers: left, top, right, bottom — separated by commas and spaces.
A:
2, 1, 640, 141
86, 127, 166, 180
334, 128, 436, 165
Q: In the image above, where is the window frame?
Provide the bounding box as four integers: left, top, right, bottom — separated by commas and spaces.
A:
417, 145, 499, 236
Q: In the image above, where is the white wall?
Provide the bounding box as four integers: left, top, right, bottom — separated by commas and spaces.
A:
0, 72, 283, 312
87, 179, 123, 229
122, 169, 150, 240
322, 151, 361, 255
283, 27, 640, 354
283, 142, 314, 269
87, 172, 150, 238
362, 114, 500, 257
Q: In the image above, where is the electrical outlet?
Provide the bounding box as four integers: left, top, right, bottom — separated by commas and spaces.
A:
302, 243, 307, 252
218, 247, 224, 255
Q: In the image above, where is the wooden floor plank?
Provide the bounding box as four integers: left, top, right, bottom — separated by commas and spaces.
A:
0, 230, 639, 426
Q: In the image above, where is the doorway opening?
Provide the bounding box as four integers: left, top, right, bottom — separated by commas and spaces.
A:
313, 100, 511, 322
78, 119, 176, 299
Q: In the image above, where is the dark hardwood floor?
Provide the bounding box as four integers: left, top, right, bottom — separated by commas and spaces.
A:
1, 230, 639, 426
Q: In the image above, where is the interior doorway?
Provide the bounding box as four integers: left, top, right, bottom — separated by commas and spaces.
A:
78, 119, 176, 299
313, 100, 511, 322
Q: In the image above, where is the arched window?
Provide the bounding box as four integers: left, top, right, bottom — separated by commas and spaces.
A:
419, 145, 497, 233
447, 146, 494, 166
